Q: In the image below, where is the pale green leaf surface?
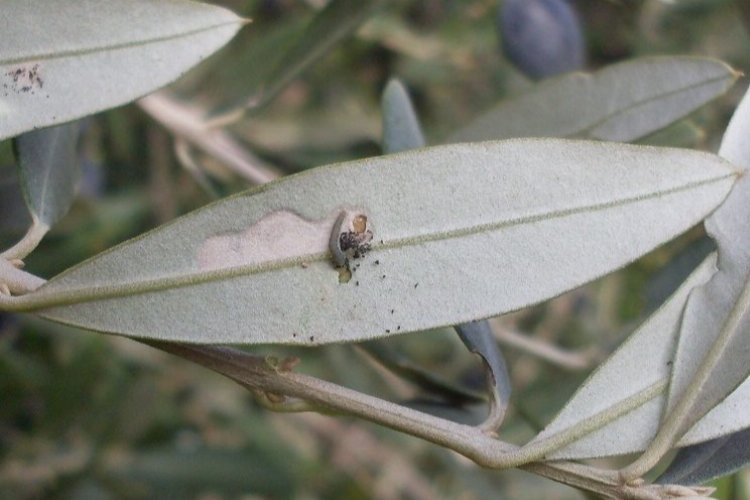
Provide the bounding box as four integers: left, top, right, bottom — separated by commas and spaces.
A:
0, 0, 243, 141
665, 84, 750, 433
6, 140, 737, 345
381, 79, 426, 154
14, 122, 80, 226
448, 57, 737, 144
526, 255, 717, 460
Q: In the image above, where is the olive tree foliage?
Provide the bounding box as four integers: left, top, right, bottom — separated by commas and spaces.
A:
1, 1, 750, 498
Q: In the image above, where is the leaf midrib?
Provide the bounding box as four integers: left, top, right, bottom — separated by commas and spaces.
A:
0, 21, 241, 66
577, 71, 736, 139
11, 171, 736, 311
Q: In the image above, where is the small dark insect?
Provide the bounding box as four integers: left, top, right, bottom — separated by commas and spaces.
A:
330, 210, 374, 281
309, 336, 315, 342
414, 283, 419, 288
386, 329, 391, 333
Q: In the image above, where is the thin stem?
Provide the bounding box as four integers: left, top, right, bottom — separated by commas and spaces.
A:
1, 219, 49, 261
0, 257, 46, 296
494, 325, 594, 371
138, 92, 281, 185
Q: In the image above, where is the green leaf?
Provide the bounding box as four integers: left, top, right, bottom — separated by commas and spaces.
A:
521, 255, 718, 460
455, 321, 511, 423
0, 0, 244, 141
381, 79, 426, 154
247, 0, 384, 111
449, 57, 738, 144
14, 122, 80, 227
3, 140, 738, 345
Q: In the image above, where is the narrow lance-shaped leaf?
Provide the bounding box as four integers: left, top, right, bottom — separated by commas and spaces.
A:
448, 57, 738, 144
243, 0, 385, 112
455, 321, 511, 424
663, 84, 750, 440
0, 0, 245, 141
1, 140, 738, 345
521, 255, 717, 460
656, 426, 750, 486
382, 78, 510, 420
14, 122, 81, 228
381, 79, 426, 154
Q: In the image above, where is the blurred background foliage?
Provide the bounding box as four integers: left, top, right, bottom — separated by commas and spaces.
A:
2, 0, 750, 498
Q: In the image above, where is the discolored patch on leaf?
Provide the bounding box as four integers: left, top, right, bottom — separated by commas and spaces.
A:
197, 210, 336, 271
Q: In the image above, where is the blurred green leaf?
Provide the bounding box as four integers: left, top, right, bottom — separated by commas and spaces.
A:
14, 122, 80, 227
456, 321, 511, 425
657, 427, 750, 486
360, 340, 484, 402
381, 78, 426, 154
3, 140, 737, 345
229, 0, 386, 113
0, 0, 244, 141
449, 57, 738, 143
102, 447, 298, 498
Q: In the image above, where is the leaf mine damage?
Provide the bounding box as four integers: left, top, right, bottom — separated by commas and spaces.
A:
329, 210, 373, 283
197, 210, 333, 271
196, 208, 373, 284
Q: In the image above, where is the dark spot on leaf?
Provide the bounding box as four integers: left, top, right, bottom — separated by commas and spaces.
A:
4, 63, 44, 95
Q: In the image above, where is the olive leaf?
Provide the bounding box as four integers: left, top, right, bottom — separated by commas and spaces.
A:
521, 255, 717, 460
14, 122, 81, 228
0, 0, 245, 141
659, 82, 750, 445
0, 140, 737, 345
449, 57, 738, 144
253, 0, 385, 110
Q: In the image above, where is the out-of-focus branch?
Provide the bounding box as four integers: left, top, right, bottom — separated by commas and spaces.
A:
138, 92, 281, 185
491, 320, 596, 371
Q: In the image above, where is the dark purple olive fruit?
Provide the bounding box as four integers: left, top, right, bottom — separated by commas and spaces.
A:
498, 0, 586, 79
